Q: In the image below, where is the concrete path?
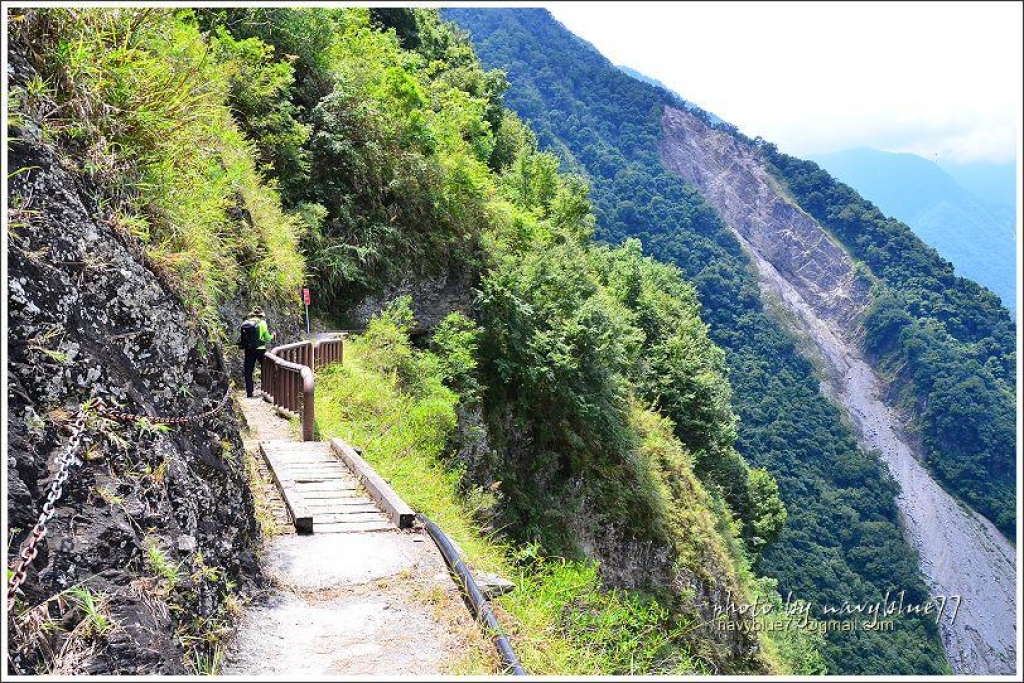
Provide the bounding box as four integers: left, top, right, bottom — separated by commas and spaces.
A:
224, 392, 493, 675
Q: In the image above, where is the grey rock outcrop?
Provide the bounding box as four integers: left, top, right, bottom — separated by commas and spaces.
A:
7, 119, 260, 674
660, 106, 871, 334
347, 269, 477, 334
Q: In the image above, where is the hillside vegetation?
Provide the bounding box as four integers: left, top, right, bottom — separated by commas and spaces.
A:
761, 146, 1016, 537
10, 9, 305, 336
809, 148, 1016, 315
445, 7, 949, 674
316, 301, 811, 673
8, 6, 822, 675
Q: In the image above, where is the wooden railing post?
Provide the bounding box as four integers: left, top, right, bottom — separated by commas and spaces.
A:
264, 356, 276, 403
300, 366, 314, 441
272, 358, 278, 403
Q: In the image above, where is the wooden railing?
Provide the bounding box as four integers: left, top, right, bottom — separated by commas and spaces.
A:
314, 336, 344, 370
260, 333, 349, 441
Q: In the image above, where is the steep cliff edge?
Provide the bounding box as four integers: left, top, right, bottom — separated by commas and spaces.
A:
7, 108, 261, 674
660, 107, 871, 335
659, 104, 1016, 674
7, 6, 790, 674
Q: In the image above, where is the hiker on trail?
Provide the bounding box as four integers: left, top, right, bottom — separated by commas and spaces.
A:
239, 307, 274, 398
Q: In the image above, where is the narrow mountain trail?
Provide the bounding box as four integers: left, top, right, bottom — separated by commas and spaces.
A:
238, 392, 300, 445
661, 105, 1017, 674
223, 392, 493, 675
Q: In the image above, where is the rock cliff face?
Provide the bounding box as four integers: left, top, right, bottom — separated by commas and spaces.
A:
6, 95, 261, 674
660, 106, 871, 334
347, 268, 477, 334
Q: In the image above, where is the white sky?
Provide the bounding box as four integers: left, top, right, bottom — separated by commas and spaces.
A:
547, 1, 1022, 164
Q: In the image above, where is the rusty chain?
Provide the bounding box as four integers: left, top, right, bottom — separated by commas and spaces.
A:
93, 388, 231, 426
7, 387, 232, 611
7, 405, 90, 611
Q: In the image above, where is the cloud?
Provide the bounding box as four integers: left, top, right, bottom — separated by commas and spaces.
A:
548, 1, 1021, 163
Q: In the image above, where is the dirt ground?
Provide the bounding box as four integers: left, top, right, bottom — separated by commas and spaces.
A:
222, 533, 493, 675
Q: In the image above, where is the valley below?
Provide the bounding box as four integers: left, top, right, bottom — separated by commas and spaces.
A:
661, 105, 1017, 675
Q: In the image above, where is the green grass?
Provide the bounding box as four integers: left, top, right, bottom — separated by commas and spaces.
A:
66, 586, 114, 638
10, 9, 305, 337
144, 537, 180, 591
190, 644, 223, 675
315, 325, 715, 674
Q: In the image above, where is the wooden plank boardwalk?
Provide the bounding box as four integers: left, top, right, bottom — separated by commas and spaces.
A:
228, 392, 497, 675
260, 440, 393, 534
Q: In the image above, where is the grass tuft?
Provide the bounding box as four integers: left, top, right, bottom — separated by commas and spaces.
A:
144, 537, 180, 591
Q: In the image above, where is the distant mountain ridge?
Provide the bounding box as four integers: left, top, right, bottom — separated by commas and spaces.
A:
615, 64, 725, 125
939, 159, 1017, 210
810, 147, 1016, 314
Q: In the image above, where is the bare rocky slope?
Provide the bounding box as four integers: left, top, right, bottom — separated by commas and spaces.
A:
660, 108, 871, 334
6, 70, 262, 674
660, 104, 1016, 674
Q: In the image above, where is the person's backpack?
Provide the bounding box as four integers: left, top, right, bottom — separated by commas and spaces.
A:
238, 319, 260, 350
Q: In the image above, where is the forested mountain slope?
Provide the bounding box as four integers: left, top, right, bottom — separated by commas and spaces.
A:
762, 146, 1015, 537
659, 106, 1015, 674
810, 148, 1016, 315
7, 7, 823, 675
445, 6, 961, 675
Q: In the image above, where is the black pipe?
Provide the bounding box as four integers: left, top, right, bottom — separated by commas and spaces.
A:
417, 513, 527, 675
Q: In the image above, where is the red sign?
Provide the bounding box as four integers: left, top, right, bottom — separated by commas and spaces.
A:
302, 287, 311, 306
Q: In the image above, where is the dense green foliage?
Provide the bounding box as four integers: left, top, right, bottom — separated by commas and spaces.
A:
317, 301, 820, 674
10, 9, 305, 335
196, 5, 789, 570
315, 304, 712, 674
209, 26, 311, 202
197, 8, 506, 308
446, 7, 950, 674
12, 6, 822, 673
478, 153, 785, 557
762, 145, 1016, 536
